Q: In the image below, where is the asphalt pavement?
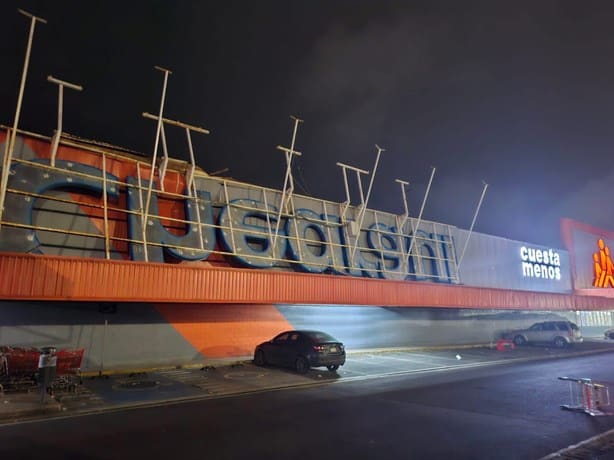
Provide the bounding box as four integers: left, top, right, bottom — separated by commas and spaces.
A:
2, 339, 614, 425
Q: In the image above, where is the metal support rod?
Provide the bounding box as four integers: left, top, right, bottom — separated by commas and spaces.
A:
290, 204, 303, 263
407, 166, 436, 259
136, 163, 145, 245
322, 200, 340, 272
396, 179, 410, 223
102, 153, 110, 259
262, 189, 274, 254
340, 165, 351, 218
363, 145, 384, 217
272, 116, 303, 250
0, 9, 46, 230
48, 75, 83, 167
141, 111, 210, 193
277, 116, 303, 213
184, 127, 205, 248
209, 167, 229, 176
142, 112, 210, 134
52, 84, 63, 166
355, 170, 365, 209
141, 109, 210, 250
373, 212, 385, 277
351, 145, 385, 263
336, 162, 369, 221
446, 222, 460, 283
142, 66, 172, 262
185, 128, 196, 191
222, 180, 237, 254
432, 221, 445, 280
457, 181, 489, 270
158, 124, 169, 191
192, 183, 205, 251
395, 179, 410, 276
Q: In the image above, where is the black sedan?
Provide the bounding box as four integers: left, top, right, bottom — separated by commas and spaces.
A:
253, 330, 346, 374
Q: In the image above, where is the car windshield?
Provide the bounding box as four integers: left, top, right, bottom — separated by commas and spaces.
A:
305, 331, 338, 343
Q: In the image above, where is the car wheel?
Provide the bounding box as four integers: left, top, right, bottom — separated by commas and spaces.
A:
254, 349, 266, 366
295, 357, 309, 374
513, 335, 526, 346
553, 336, 568, 348
327, 365, 339, 372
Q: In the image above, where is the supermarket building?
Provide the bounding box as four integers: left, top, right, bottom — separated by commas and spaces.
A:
1, 128, 614, 371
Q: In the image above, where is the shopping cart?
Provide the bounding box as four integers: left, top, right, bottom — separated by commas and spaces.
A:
0, 346, 85, 393
558, 376, 612, 416
0, 351, 7, 395
0, 346, 40, 392
53, 349, 84, 391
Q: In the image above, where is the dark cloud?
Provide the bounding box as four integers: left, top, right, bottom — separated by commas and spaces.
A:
3, 1, 614, 248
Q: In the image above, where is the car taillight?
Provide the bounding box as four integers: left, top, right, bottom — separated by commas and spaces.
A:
313, 345, 327, 352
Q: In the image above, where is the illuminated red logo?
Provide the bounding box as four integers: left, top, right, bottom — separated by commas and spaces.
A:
593, 239, 614, 288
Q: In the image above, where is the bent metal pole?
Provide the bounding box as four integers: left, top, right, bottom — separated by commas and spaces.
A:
47, 75, 83, 167
395, 178, 410, 276
406, 166, 436, 260
0, 10, 46, 230
272, 115, 303, 250
457, 181, 489, 270
351, 145, 385, 263
142, 66, 172, 262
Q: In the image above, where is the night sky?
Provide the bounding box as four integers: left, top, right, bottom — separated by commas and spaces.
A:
2, 1, 614, 249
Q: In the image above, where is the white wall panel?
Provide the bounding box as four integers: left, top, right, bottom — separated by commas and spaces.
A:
455, 229, 572, 293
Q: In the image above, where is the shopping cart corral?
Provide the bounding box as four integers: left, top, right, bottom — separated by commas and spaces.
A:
559, 376, 612, 416
0, 346, 84, 395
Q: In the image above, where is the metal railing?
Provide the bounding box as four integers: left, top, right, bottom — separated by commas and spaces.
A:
0, 133, 459, 283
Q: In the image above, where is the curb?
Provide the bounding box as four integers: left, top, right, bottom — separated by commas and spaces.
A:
0, 401, 62, 421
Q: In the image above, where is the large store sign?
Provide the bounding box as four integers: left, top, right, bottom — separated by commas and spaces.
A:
0, 159, 456, 283
559, 218, 614, 291
520, 246, 562, 280
592, 239, 614, 288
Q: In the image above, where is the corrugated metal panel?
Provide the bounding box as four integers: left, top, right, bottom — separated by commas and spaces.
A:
1, 252, 614, 310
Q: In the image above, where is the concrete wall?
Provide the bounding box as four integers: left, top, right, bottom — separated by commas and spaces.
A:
0, 300, 600, 372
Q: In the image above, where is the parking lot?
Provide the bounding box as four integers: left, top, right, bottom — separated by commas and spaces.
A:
2, 339, 613, 424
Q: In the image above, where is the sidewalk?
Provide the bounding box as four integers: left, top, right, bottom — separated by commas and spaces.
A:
2, 339, 614, 424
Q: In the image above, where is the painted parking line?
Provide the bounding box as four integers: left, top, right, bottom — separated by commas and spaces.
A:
361, 352, 468, 365
336, 368, 371, 377
370, 354, 444, 364
349, 355, 401, 366
411, 350, 484, 359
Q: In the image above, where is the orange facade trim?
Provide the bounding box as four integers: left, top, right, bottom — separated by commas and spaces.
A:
1, 252, 613, 310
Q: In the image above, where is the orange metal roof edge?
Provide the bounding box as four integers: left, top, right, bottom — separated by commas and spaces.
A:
0, 252, 613, 310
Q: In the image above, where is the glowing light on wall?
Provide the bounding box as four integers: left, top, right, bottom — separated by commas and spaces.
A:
593, 239, 614, 288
